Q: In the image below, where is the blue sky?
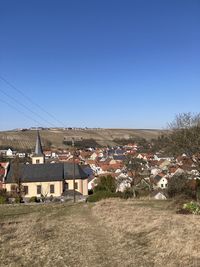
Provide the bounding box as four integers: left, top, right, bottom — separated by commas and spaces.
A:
0, 0, 200, 130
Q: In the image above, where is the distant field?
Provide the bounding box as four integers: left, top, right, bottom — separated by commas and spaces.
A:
0, 199, 199, 267
0, 128, 164, 150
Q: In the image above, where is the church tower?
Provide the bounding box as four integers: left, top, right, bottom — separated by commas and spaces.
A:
32, 131, 45, 164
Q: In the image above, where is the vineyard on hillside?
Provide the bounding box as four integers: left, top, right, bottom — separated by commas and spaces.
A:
0, 128, 163, 150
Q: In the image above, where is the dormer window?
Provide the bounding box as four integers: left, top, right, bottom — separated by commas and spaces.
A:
36, 159, 40, 164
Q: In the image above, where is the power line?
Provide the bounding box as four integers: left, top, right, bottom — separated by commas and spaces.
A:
0, 87, 57, 127
0, 98, 44, 127
0, 75, 66, 127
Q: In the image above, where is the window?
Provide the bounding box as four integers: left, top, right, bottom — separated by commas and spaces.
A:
24, 186, 28, 195
50, 184, 55, 194
11, 184, 17, 192
37, 185, 41, 195
75, 182, 78, 190
36, 159, 40, 164
65, 182, 69, 190
161, 184, 164, 188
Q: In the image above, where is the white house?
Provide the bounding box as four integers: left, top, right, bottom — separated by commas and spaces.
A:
153, 191, 167, 200
88, 177, 97, 190
6, 148, 13, 157
156, 176, 168, 189
116, 173, 132, 192
90, 152, 98, 160
151, 168, 161, 176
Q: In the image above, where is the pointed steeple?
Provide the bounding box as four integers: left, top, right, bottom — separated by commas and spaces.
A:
32, 131, 45, 164
35, 131, 43, 156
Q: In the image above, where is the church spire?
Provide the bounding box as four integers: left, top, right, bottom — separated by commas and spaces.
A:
35, 131, 43, 155
32, 131, 44, 164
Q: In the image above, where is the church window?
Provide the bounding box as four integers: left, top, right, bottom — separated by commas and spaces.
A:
75, 182, 78, 190
50, 184, 55, 194
24, 186, 28, 195
37, 185, 41, 194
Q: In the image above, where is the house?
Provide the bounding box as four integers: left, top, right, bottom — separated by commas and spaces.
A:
0, 167, 5, 189
151, 190, 167, 200
0, 162, 9, 189
154, 154, 174, 162
6, 148, 14, 157
153, 174, 168, 189
90, 152, 98, 160
88, 176, 97, 190
159, 160, 171, 169
116, 173, 132, 192
4, 131, 88, 198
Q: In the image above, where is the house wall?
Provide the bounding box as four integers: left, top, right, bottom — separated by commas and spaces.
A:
65, 179, 88, 196
5, 178, 88, 197
157, 177, 168, 189
6, 149, 13, 157
5, 181, 63, 198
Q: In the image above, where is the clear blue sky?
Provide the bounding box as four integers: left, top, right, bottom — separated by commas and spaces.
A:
0, 0, 200, 130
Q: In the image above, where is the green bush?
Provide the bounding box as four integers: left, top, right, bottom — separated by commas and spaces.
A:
87, 191, 119, 202
183, 201, 200, 215
120, 188, 134, 199
15, 196, 23, 203
0, 195, 7, 204
49, 195, 54, 202
94, 175, 117, 193
29, 196, 39, 203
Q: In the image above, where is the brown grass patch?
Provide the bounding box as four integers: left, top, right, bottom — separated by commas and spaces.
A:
0, 199, 200, 266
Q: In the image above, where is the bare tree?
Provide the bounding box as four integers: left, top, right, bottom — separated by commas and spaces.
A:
12, 156, 23, 200
125, 156, 148, 197
167, 112, 200, 156
168, 112, 200, 130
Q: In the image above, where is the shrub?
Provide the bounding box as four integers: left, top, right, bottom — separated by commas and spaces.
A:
49, 195, 54, 202
29, 196, 39, 203
87, 191, 119, 202
94, 175, 117, 193
0, 189, 7, 196
88, 189, 93, 195
0, 195, 7, 204
167, 174, 195, 198
53, 197, 61, 203
120, 188, 134, 199
15, 196, 23, 203
183, 201, 200, 215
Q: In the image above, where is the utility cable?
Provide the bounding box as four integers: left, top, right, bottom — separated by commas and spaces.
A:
0, 98, 44, 127
0, 88, 57, 127
0, 75, 66, 127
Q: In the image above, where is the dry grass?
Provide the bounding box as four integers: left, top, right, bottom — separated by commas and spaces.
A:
0, 199, 200, 267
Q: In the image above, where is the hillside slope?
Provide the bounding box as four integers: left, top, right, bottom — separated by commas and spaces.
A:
0, 128, 164, 150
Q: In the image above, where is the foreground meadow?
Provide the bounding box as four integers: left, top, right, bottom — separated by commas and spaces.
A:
0, 199, 200, 267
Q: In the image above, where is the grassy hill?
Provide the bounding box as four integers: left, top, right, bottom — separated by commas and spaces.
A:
0, 198, 199, 267
0, 128, 164, 150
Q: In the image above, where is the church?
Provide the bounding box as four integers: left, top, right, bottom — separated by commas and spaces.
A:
4, 132, 88, 198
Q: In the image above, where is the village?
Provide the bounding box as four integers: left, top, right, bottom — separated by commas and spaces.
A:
0, 130, 199, 202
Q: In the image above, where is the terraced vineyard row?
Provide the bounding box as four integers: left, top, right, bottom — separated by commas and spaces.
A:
0, 128, 163, 150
